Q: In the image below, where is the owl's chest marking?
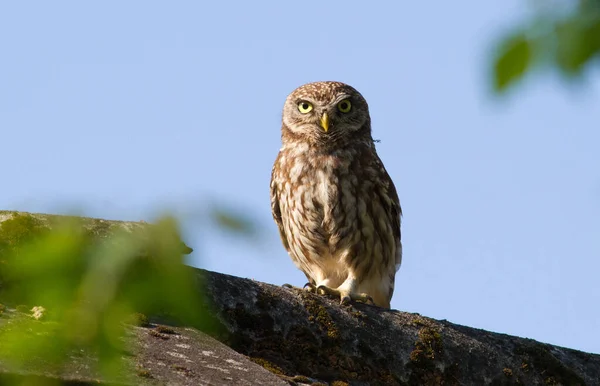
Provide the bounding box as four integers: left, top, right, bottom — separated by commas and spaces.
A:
313, 156, 343, 222
282, 147, 357, 249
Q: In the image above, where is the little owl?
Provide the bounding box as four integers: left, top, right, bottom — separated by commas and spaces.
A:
270, 81, 402, 309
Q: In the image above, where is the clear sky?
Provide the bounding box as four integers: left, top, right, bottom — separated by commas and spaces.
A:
1, 2, 599, 354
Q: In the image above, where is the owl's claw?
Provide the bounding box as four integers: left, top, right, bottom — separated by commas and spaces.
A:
282, 283, 317, 293
316, 285, 374, 305
303, 282, 317, 292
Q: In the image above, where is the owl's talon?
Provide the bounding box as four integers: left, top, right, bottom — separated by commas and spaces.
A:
316, 285, 333, 296
282, 283, 318, 294
303, 282, 317, 292
349, 293, 374, 305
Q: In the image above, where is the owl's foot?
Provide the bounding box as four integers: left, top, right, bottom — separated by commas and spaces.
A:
316, 285, 374, 305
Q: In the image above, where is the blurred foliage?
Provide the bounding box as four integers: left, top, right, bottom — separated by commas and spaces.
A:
492, 0, 600, 91
210, 207, 256, 236
0, 212, 211, 384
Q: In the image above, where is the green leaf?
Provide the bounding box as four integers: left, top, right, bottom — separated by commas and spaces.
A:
493, 33, 533, 92
0, 214, 214, 382
556, 15, 600, 75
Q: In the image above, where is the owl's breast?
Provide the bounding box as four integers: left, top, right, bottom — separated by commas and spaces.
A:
286, 151, 359, 248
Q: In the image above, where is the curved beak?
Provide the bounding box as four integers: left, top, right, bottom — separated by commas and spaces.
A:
320, 112, 329, 132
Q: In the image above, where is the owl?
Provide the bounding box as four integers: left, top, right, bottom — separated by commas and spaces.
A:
270, 81, 402, 309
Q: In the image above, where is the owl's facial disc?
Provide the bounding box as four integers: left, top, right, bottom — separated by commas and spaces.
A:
283, 81, 370, 141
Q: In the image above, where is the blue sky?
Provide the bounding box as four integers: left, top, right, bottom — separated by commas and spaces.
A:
1, 2, 599, 354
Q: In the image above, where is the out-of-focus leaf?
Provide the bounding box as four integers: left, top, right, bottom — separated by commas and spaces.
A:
211, 208, 255, 235
490, 2, 600, 93
0, 213, 213, 382
493, 33, 533, 92
556, 15, 600, 75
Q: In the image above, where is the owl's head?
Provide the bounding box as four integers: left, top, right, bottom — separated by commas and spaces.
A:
282, 81, 371, 146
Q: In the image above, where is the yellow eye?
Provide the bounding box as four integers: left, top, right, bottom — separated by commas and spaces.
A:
337, 99, 352, 113
297, 101, 313, 114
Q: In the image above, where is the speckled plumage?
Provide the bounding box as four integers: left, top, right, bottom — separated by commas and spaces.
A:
270, 81, 402, 308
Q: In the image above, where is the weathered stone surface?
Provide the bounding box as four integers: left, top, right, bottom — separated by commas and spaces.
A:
0, 306, 287, 386
133, 322, 287, 386
197, 270, 600, 386
1, 211, 599, 385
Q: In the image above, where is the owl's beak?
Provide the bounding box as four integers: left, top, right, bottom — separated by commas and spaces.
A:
320, 112, 329, 132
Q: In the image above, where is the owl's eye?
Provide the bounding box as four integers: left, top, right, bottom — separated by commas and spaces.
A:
337, 99, 352, 113
297, 101, 313, 114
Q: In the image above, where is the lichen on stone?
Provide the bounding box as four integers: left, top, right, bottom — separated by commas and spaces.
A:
410, 326, 443, 363
250, 357, 285, 375
302, 293, 340, 340
405, 316, 454, 386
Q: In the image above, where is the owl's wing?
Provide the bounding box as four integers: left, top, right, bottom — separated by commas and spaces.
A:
270, 157, 290, 252
387, 175, 402, 271
375, 155, 402, 271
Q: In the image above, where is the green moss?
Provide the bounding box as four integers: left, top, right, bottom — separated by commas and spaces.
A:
250, 357, 284, 375
410, 326, 443, 363
303, 295, 339, 340
516, 342, 585, 386
410, 316, 429, 327
407, 320, 451, 386
350, 309, 367, 326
